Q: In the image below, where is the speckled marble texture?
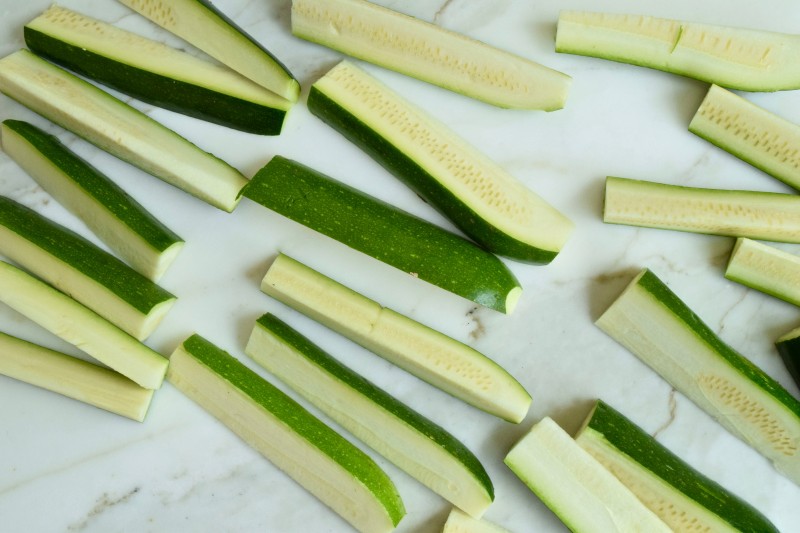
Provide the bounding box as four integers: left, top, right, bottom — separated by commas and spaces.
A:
1, 0, 799, 531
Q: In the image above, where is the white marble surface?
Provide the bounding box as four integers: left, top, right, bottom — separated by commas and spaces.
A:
1, 0, 800, 531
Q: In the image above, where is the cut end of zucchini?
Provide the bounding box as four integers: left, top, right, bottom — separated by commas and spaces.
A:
725, 237, 800, 307
292, 0, 570, 110
442, 507, 510, 533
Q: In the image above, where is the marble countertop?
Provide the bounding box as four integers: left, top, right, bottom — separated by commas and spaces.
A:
2, 0, 800, 531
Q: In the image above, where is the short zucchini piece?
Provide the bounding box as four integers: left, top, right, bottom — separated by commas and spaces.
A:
261, 254, 531, 422
603, 176, 800, 243
726, 237, 800, 307
243, 156, 522, 314
690, 84, 800, 191
168, 334, 404, 533
1, 120, 184, 281
119, 0, 299, 102
0, 331, 154, 422
292, 0, 570, 110
776, 327, 800, 391
596, 268, 800, 486
308, 61, 573, 264
504, 416, 670, 532
576, 399, 779, 532
245, 313, 494, 518
0, 49, 247, 212
0, 261, 167, 389
24, 6, 290, 135
0, 196, 175, 341
555, 11, 800, 91
442, 508, 510, 533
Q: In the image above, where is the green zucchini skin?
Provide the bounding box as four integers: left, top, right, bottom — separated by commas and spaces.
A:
23, 27, 286, 135
3, 119, 182, 255
581, 400, 779, 533
775, 330, 800, 391
252, 313, 494, 502
0, 195, 174, 315
307, 86, 557, 264
243, 156, 522, 314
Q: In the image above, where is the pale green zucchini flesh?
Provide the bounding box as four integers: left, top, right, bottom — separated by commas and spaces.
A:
776, 328, 800, 392
603, 176, 800, 243
596, 268, 800, 486
167, 334, 405, 533
24, 6, 290, 135
0, 195, 175, 341
1, 120, 184, 281
0, 261, 167, 389
504, 416, 671, 532
292, 0, 570, 110
575, 399, 779, 532
442, 508, 510, 533
0, 331, 154, 422
0, 49, 247, 212
245, 313, 494, 518
726, 237, 800, 307
119, 0, 299, 102
556, 11, 800, 91
261, 253, 531, 422
308, 61, 574, 264
690, 84, 800, 190
243, 156, 522, 314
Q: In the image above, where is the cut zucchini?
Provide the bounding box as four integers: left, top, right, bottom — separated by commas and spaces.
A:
442, 508, 510, 533
308, 61, 573, 264
24, 6, 290, 135
0, 195, 175, 341
555, 11, 800, 91
603, 176, 800, 243
245, 313, 494, 518
1, 120, 184, 281
0, 260, 167, 389
504, 416, 670, 532
776, 327, 800, 391
576, 399, 779, 532
596, 268, 800, 485
726, 237, 800, 307
261, 254, 531, 422
119, 0, 299, 102
167, 334, 404, 533
292, 0, 570, 110
690, 84, 800, 190
243, 156, 522, 314
0, 331, 154, 422
0, 49, 247, 212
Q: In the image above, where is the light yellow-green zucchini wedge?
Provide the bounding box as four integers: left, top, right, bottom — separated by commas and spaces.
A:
442, 508, 511, 533
292, 0, 570, 110
726, 237, 800, 307
261, 254, 530, 422
0, 331, 154, 421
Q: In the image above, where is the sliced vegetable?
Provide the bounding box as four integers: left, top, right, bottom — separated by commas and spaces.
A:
596, 268, 800, 485
555, 11, 800, 91
1, 119, 184, 281
603, 176, 800, 243
442, 508, 510, 533
261, 253, 530, 422
0, 49, 247, 212
119, 0, 299, 102
726, 237, 800, 307
24, 6, 290, 135
0, 331, 154, 422
0, 261, 167, 389
690, 84, 800, 190
292, 0, 570, 110
576, 399, 779, 532
168, 334, 404, 533
245, 313, 494, 518
308, 61, 573, 264
504, 416, 670, 532
0, 195, 175, 341
775, 327, 800, 391
243, 156, 522, 314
